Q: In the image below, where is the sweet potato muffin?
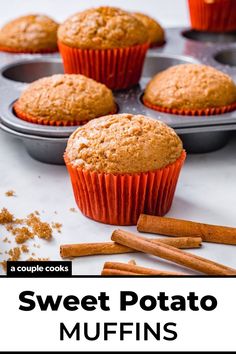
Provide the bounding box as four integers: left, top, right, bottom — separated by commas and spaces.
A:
14, 74, 116, 126
0, 14, 59, 53
66, 113, 183, 173
133, 12, 165, 47
58, 7, 148, 49
143, 64, 236, 114
58, 7, 149, 89
65, 113, 185, 225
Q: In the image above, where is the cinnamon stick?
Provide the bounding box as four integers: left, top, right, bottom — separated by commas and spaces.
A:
111, 229, 236, 275
102, 269, 141, 276
137, 214, 236, 245
103, 261, 185, 275
60, 237, 201, 258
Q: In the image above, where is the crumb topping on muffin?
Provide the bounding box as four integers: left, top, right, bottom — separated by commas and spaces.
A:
0, 14, 59, 51
58, 7, 148, 49
66, 113, 183, 173
14, 74, 116, 123
133, 12, 165, 45
144, 64, 236, 110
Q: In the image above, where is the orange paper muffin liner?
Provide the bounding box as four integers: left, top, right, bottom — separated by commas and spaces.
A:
188, 0, 236, 32
58, 41, 149, 90
143, 98, 236, 116
64, 151, 186, 226
0, 45, 58, 54
13, 102, 117, 127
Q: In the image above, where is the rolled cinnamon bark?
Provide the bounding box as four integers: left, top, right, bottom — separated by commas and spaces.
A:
137, 214, 236, 245
103, 261, 185, 275
102, 269, 141, 276
111, 229, 236, 275
60, 236, 201, 258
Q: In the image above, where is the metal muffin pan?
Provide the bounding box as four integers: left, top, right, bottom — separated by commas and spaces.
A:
0, 27, 236, 164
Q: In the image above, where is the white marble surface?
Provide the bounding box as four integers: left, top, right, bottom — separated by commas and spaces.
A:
0, 0, 236, 275
1, 129, 236, 275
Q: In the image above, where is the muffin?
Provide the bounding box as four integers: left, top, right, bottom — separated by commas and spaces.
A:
14, 74, 116, 126
64, 113, 186, 225
133, 12, 165, 47
188, 0, 236, 32
0, 14, 59, 53
58, 7, 149, 90
143, 64, 236, 115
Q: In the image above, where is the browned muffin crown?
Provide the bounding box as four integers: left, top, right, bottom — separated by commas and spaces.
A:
66, 113, 183, 174
0, 14, 59, 51
133, 12, 165, 45
58, 7, 148, 49
144, 64, 236, 110
14, 74, 116, 123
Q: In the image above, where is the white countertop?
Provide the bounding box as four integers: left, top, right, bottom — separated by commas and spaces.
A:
0, 0, 236, 275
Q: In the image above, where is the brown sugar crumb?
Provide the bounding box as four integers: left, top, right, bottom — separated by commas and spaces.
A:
3, 237, 8, 243
13, 227, 34, 244
27, 257, 49, 261
51, 222, 62, 233
34, 210, 40, 216
0, 208, 14, 224
31, 252, 36, 256
8, 247, 21, 261
33, 243, 40, 248
5, 190, 16, 197
1, 261, 7, 272
69, 207, 77, 213
21, 245, 29, 253
26, 213, 52, 240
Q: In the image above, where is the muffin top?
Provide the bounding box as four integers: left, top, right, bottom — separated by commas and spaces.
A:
0, 14, 59, 51
58, 7, 148, 49
66, 113, 183, 174
133, 12, 165, 45
15, 74, 116, 123
144, 64, 236, 110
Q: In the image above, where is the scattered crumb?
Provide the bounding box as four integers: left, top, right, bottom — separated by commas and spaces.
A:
31, 253, 36, 256
27, 257, 49, 261
33, 244, 40, 248
1, 261, 7, 272
54, 211, 58, 215
5, 190, 16, 197
0, 208, 14, 224
34, 210, 40, 216
13, 227, 34, 244
27, 213, 52, 240
51, 222, 62, 233
128, 259, 137, 265
3, 237, 8, 243
69, 208, 77, 213
8, 247, 21, 261
21, 245, 29, 253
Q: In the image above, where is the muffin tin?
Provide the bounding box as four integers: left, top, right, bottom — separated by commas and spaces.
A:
0, 27, 236, 164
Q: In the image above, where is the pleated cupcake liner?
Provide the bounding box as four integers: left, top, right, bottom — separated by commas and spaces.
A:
188, 0, 236, 32
13, 102, 117, 127
0, 45, 58, 54
143, 98, 236, 116
58, 41, 149, 90
64, 151, 186, 226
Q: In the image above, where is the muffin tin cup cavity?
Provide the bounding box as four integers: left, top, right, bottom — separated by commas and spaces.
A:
214, 49, 236, 67
182, 30, 236, 44
64, 151, 186, 225
1, 59, 64, 83
58, 41, 149, 90
1, 28, 236, 163
0, 123, 67, 165
180, 131, 230, 154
